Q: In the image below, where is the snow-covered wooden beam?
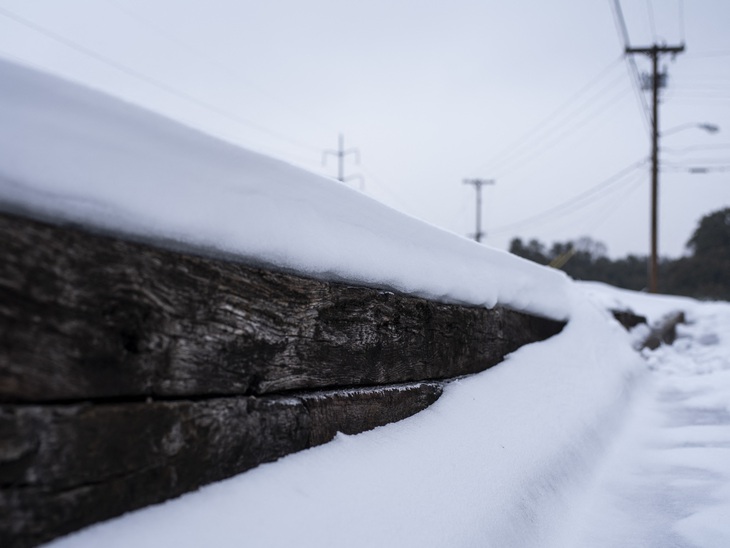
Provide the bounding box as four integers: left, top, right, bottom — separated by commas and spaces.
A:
0, 212, 564, 547
641, 311, 686, 350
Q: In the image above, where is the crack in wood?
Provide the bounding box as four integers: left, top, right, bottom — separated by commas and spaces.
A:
0, 212, 567, 547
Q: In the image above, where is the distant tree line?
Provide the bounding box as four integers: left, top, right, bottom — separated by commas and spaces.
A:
509, 207, 730, 301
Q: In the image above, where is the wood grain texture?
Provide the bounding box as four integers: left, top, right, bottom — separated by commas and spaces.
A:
0, 211, 566, 547
0, 382, 442, 548
0, 213, 565, 402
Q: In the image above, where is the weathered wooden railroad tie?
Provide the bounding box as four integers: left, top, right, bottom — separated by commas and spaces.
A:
0, 212, 565, 547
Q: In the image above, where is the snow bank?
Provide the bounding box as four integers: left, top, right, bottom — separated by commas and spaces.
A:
551, 301, 730, 548
46, 294, 645, 548
1, 57, 697, 547
0, 57, 571, 320
578, 280, 699, 324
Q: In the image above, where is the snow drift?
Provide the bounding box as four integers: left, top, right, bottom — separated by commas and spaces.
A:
0, 56, 571, 321
0, 57, 676, 547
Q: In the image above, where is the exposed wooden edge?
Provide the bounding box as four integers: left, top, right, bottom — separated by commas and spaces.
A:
0, 211, 567, 547
639, 311, 686, 350
0, 382, 443, 548
0, 212, 565, 402
611, 309, 648, 331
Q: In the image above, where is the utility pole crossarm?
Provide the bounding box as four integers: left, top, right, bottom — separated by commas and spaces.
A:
625, 44, 685, 55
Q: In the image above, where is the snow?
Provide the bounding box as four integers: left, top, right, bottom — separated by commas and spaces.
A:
578, 280, 701, 324
551, 301, 730, 548
0, 56, 570, 321
46, 294, 644, 548
2, 57, 729, 547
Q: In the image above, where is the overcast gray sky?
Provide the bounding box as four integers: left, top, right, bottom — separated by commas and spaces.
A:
1, 0, 728, 259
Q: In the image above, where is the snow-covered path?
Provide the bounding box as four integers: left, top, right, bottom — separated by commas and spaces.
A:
558, 304, 730, 548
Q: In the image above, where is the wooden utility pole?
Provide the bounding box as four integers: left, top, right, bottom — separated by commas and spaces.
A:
625, 44, 684, 293
463, 178, 494, 243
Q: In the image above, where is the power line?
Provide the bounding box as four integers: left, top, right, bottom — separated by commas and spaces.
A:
670, 83, 730, 91
582, 170, 645, 235
358, 166, 412, 213
103, 0, 333, 134
489, 159, 647, 235
550, 173, 646, 270
664, 158, 730, 166
471, 56, 624, 174
495, 170, 646, 237
684, 50, 730, 59
485, 71, 629, 177
610, 0, 653, 133
670, 94, 730, 102
665, 165, 730, 173
0, 6, 322, 154
646, 0, 658, 42
610, 0, 631, 48
493, 85, 632, 179
678, 0, 686, 43
668, 89, 730, 97
663, 144, 730, 156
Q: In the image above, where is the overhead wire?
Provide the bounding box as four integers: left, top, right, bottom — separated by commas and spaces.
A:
494, 169, 646, 238
492, 84, 633, 179
646, 0, 658, 43
470, 56, 624, 175
663, 144, 730, 156
664, 158, 730, 167
0, 6, 323, 155
583, 170, 645, 234
549, 174, 645, 270
489, 159, 647, 235
667, 96, 730, 104
489, 78, 630, 177
678, 0, 686, 44
101, 0, 334, 135
358, 166, 413, 214
684, 50, 730, 59
480, 68, 628, 177
610, 0, 653, 133
670, 83, 730, 92
664, 165, 730, 173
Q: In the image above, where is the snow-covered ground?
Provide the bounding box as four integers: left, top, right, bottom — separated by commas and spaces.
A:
2, 57, 729, 547
554, 301, 730, 548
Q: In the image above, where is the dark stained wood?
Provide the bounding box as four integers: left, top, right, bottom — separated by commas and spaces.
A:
0, 382, 441, 548
302, 382, 443, 446
0, 396, 308, 548
0, 211, 567, 547
611, 309, 648, 330
0, 213, 565, 402
641, 311, 686, 350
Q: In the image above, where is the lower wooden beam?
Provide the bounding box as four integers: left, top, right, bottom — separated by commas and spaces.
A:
641, 311, 686, 350
611, 309, 648, 330
0, 382, 442, 548
0, 211, 566, 546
